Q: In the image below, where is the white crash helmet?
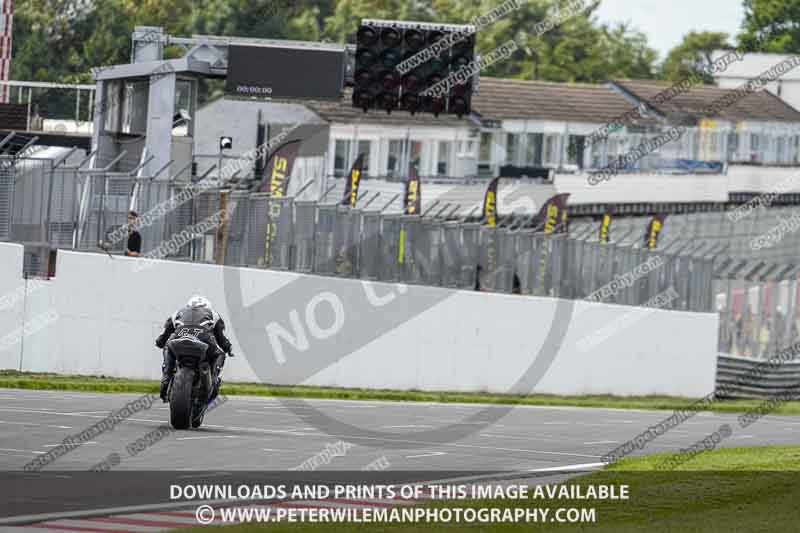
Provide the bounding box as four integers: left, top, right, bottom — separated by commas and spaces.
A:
187, 295, 212, 310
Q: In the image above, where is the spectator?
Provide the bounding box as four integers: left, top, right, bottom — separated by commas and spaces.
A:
512, 274, 522, 295
125, 211, 142, 257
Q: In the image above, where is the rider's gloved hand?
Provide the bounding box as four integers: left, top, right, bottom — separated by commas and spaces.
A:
227, 349, 235, 358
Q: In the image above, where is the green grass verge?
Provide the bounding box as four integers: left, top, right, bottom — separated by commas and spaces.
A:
2, 369, 800, 415
173, 446, 800, 533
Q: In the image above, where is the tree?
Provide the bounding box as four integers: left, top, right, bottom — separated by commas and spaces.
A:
10, 0, 661, 87
739, 0, 800, 53
662, 31, 732, 83
330, 0, 658, 83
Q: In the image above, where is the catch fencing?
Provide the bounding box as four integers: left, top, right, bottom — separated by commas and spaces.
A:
155, 192, 714, 311
0, 152, 716, 310
10, 151, 800, 398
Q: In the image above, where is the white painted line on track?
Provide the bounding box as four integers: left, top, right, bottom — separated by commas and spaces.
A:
479, 432, 560, 442
582, 440, 618, 445
0, 420, 73, 429
0, 447, 45, 454
528, 462, 607, 473
176, 436, 239, 441
199, 423, 604, 459
405, 452, 446, 459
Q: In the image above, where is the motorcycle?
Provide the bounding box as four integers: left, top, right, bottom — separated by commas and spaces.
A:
165, 336, 218, 429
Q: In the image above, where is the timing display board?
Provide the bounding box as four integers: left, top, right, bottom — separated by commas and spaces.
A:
225, 44, 345, 100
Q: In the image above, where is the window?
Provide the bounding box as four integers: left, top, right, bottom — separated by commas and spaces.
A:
458, 139, 475, 156
334, 139, 371, 177
437, 141, 452, 175
525, 133, 542, 166
590, 140, 603, 168
727, 132, 740, 161
793, 136, 800, 164
334, 139, 350, 177
479, 132, 493, 163
387, 140, 405, 177
506, 133, 519, 165
567, 135, 585, 167
409, 141, 423, 172
543, 134, 559, 166
357, 140, 371, 176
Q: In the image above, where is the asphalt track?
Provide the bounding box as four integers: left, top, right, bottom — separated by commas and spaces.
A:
0, 388, 799, 525
0, 388, 798, 473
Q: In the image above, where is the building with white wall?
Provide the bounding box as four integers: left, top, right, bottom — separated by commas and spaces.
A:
712, 51, 800, 113
192, 75, 800, 217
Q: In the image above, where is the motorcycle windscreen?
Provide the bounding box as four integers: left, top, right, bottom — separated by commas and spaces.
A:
167, 337, 209, 362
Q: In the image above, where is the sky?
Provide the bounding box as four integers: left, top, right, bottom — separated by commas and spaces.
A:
594, 0, 746, 61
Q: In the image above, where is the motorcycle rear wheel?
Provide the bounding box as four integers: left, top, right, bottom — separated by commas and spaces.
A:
170, 367, 194, 430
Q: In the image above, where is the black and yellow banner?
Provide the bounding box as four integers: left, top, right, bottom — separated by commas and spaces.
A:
482, 177, 500, 227
644, 214, 667, 250
404, 167, 421, 215
599, 210, 613, 244
258, 139, 301, 196
341, 153, 366, 208
532, 193, 570, 234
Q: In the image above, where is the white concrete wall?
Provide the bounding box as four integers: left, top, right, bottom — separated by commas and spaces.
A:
555, 173, 730, 204
0, 247, 720, 397
726, 164, 800, 193
0, 243, 25, 371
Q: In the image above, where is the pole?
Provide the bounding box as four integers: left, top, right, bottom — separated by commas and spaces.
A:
293, 178, 316, 199
421, 200, 440, 218
433, 203, 451, 218
361, 191, 381, 209
319, 182, 338, 203
380, 193, 401, 213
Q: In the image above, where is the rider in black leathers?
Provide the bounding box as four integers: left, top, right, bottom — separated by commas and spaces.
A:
155, 296, 233, 402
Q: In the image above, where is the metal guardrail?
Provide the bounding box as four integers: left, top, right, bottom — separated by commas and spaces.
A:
715, 353, 800, 399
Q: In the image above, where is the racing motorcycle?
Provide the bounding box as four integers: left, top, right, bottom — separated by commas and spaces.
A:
165, 335, 219, 429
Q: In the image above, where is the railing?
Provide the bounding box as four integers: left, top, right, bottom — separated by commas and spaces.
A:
716, 354, 800, 399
